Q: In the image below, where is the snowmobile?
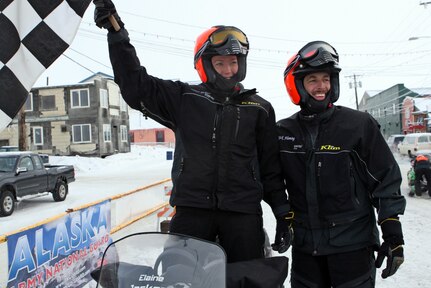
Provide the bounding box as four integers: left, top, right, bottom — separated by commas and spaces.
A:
91, 232, 288, 288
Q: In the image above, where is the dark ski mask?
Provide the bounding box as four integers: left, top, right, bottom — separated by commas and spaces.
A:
300, 93, 332, 115
212, 71, 241, 91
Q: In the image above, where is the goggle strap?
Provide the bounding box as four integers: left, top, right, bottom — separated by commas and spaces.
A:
284, 55, 301, 78
194, 40, 210, 65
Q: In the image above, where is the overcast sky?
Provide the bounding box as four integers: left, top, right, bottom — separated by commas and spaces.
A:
34, 0, 431, 120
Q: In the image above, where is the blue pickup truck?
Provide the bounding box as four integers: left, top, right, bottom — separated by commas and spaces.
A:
0, 152, 75, 217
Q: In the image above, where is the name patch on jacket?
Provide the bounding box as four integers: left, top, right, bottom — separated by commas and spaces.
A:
279, 135, 303, 150
241, 101, 261, 106
279, 135, 295, 141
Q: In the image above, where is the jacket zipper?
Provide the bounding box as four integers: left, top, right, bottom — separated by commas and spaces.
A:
212, 112, 219, 149
140, 101, 148, 119
235, 107, 241, 140
251, 166, 257, 181
350, 161, 360, 205
235, 107, 240, 140
179, 157, 184, 173
212, 106, 222, 208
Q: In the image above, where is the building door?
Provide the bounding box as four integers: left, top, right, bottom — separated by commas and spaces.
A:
113, 126, 119, 152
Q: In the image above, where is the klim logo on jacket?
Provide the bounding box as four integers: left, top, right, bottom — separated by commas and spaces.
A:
320, 145, 341, 151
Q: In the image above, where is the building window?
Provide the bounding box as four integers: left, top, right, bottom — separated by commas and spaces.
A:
25, 93, 33, 111
100, 89, 109, 108
33, 127, 43, 145
72, 124, 91, 143
71, 89, 90, 108
393, 103, 396, 115
40, 95, 56, 110
156, 130, 165, 142
103, 124, 111, 142
119, 93, 128, 111
120, 125, 128, 142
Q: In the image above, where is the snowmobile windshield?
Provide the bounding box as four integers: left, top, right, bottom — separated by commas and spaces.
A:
92, 232, 227, 288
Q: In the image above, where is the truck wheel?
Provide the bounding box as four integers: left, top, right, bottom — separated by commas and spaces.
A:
53, 180, 68, 202
0, 190, 15, 217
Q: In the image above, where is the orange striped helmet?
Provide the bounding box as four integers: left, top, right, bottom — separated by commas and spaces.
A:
284, 41, 341, 106
194, 26, 249, 84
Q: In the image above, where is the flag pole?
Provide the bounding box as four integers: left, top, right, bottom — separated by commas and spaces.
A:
108, 15, 121, 32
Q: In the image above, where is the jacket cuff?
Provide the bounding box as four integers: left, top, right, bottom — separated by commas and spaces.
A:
271, 204, 290, 218
381, 218, 404, 245
108, 28, 129, 44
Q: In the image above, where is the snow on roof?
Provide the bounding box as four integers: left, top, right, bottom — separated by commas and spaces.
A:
364, 90, 382, 97
409, 87, 431, 96
411, 97, 431, 112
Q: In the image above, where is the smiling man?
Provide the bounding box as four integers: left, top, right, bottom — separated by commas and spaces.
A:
276, 41, 406, 287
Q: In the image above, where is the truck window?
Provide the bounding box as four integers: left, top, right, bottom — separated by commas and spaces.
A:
31, 155, 44, 169
19, 157, 34, 171
0, 157, 16, 172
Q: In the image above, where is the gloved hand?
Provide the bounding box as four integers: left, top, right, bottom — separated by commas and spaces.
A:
93, 0, 124, 32
271, 212, 294, 253
375, 217, 404, 279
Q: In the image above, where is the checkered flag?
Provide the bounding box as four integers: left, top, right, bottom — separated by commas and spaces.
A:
0, 0, 92, 132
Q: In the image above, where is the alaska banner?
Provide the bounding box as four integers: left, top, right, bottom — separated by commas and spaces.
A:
7, 201, 111, 288
0, 0, 92, 132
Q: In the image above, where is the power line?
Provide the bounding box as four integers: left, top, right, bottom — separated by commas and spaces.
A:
61, 20, 431, 91
62, 54, 95, 74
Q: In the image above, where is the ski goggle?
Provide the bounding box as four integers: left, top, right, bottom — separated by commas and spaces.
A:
194, 27, 248, 65
298, 41, 338, 62
284, 41, 338, 78
209, 27, 248, 46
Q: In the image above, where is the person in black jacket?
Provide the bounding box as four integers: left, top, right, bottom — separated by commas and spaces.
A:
413, 153, 431, 196
93, 0, 291, 263
277, 41, 406, 287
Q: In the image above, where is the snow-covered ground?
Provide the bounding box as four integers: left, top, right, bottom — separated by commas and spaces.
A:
0, 146, 428, 287
0, 145, 172, 235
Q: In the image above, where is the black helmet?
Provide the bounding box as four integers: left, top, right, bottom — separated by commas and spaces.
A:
194, 25, 249, 89
284, 41, 341, 106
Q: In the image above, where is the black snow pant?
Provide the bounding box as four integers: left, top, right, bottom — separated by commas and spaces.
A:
414, 167, 431, 196
290, 247, 376, 288
169, 206, 265, 263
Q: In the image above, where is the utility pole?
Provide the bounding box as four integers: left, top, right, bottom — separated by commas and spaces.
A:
18, 106, 26, 151
346, 74, 362, 110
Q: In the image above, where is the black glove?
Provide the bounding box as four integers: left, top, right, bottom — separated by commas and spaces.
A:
271, 212, 294, 253
375, 218, 404, 279
93, 0, 124, 32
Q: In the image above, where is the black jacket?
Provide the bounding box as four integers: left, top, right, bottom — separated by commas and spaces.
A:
414, 154, 431, 170
277, 105, 406, 255
107, 29, 289, 216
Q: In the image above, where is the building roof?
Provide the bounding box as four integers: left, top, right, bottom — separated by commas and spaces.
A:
79, 72, 114, 83
364, 90, 382, 97
409, 87, 431, 96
